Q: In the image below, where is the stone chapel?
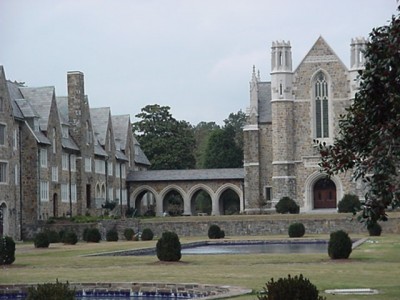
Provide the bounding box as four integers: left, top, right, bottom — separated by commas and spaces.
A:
243, 36, 367, 213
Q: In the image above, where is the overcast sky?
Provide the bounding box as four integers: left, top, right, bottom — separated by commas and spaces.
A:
1, 1, 397, 126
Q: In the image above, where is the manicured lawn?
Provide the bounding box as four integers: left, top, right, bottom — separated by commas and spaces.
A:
1, 234, 400, 299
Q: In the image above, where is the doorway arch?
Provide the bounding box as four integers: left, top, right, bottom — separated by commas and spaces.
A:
0, 202, 7, 236
313, 178, 336, 209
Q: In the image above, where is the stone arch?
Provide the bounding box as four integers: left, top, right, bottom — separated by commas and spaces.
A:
304, 171, 343, 211
188, 184, 214, 215
215, 184, 243, 215
101, 183, 106, 199
160, 185, 186, 216
0, 202, 7, 236
131, 185, 158, 217
95, 183, 101, 199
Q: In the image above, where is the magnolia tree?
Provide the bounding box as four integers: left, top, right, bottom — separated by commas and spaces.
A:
317, 7, 400, 225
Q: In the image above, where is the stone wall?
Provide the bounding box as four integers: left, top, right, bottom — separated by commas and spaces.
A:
38, 214, 400, 241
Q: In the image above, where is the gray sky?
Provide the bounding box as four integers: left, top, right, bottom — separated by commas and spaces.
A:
1, 0, 397, 125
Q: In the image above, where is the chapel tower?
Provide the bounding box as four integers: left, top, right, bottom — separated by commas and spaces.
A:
349, 37, 367, 99
270, 41, 296, 204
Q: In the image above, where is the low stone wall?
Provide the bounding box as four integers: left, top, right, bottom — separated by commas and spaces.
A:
38, 213, 400, 241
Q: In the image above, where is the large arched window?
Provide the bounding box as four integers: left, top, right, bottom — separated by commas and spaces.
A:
314, 72, 329, 138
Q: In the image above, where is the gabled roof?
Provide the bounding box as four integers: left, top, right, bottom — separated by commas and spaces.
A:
127, 168, 244, 182
6, 81, 25, 120
56, 96, 69, 125
94, 143, 108, 157
111, 114, 130, 151
90, 107, 110, 145
19, 86, 56, 131
14, 99, 40, 118
294, 36, 348, 73
134, 143, 151, 166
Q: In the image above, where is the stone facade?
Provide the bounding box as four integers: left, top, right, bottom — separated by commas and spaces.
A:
0, 67, 150, 240
244, 37, 367, 213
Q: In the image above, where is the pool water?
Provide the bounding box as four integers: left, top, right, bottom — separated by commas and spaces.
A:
181, 241, 328, 255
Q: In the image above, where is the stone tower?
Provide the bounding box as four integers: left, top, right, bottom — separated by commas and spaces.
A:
243, 66, 262, 212
270, 41, 296, 204
349, 37, 367, 99
67, 71, 94, 214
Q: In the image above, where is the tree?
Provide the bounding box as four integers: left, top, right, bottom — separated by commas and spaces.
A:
223, 110, 246, 150
133, 104, 196, 170
193, 121, 220, 168
203, 126, 243, 168
317, 7, 400, 225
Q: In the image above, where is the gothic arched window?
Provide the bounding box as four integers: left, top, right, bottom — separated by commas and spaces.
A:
314, 72, 329, 138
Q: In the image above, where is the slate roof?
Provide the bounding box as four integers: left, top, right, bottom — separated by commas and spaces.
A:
111, 114, 129, 150
19, 86, 55, 131
90, 107, 110, 145
62, 137, 79, 151
56, 96, 69, 125
14, 99, 40, 118
7, 81, 26, 120
258, 82, 272, 123
116, 150, 129, 161
94, 144, 108, 157
127, 168, 244, 182
134, 144, 151, 166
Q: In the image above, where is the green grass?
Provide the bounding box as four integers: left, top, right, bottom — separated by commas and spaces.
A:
1, 234, 400, 299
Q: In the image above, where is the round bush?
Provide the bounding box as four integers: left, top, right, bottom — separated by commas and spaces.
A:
106, 229, 119, 241
83, 228, 101, 243
275, 197, 300, 214
328, 230, 352, 259
34, 232, 50, 248
338, 194, 361, 213
367, 222, 382, 236
45, 230, 61, 243
258, 274, 326, 300
208, 224, 224, 239
288, 223, 305, 238
141, 228, 154, 241
0, 236, 16, 265
156, 231, 182, 262
26, 279, 75, 300
123, 228, 135, 241
62, 231, 78, 245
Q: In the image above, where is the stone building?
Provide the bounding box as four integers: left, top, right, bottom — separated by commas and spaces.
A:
0, 68, 150, 240
243, 36, 367, 213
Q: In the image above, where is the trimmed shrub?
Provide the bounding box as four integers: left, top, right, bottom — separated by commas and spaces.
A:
26, 279, 75, 300
34, 232, 50, 248
58, 230, 66, 241
46, 230, 61, 243
288, 223, 305, 238
0, 236, 16, 265
328, 230, 352, 259
275, 197, 300, 214
123, 228, 135, 241
83, 228, 101, 243
367, 222, 382, 236
208, 224, 224, 239
141, 228, 154, 241
62, 231, 78, 245
338, 194, 361, 213
156, 231, 182, 262
258, 274, 326, 300
106, 229, 119, 241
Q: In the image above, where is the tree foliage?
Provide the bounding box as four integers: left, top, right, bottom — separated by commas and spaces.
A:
203, 126, 243, 168
193, 121, 220, 168
133, 104, 196, 170
317, 7, 400, 225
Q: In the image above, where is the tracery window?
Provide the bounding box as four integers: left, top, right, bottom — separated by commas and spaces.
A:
314, 72, 329, 138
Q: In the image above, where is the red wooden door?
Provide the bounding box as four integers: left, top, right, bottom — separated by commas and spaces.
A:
314, 179, 336, 209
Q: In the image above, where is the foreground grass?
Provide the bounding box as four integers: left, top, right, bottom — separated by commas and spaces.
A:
1, 234, 400, 299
